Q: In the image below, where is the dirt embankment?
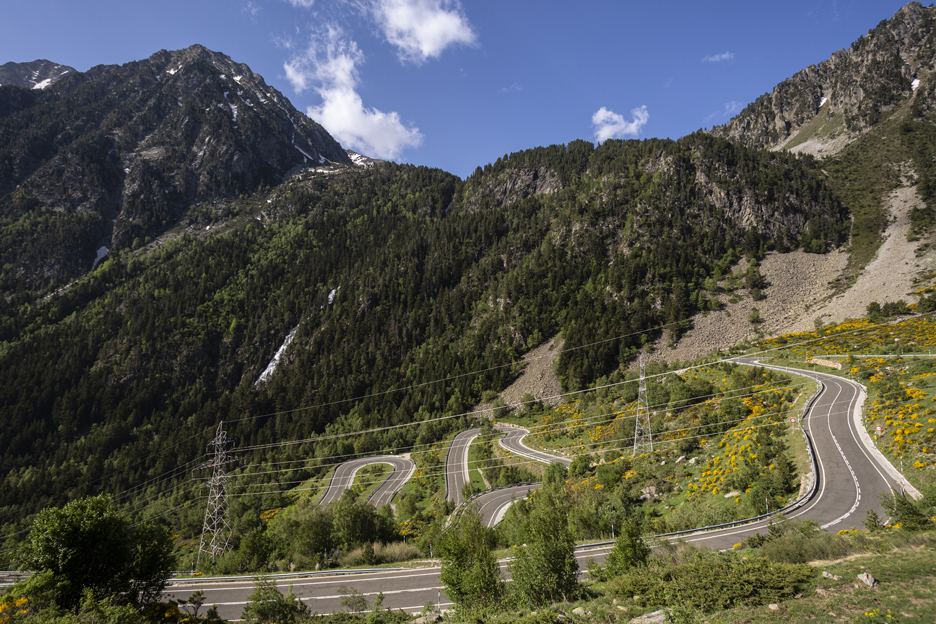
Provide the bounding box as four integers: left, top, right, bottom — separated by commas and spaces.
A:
474, 336, 565, 417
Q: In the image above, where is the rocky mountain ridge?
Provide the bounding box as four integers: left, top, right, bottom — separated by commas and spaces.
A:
0, 59, 75, 90
0, 45, 349, 289
712, 2, 936, 153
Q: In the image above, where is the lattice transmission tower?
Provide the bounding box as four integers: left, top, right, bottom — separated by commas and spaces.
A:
632, 354, 653, 455
196, 422, 234, 565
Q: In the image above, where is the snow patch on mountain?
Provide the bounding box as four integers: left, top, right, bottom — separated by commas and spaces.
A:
256, 325, 300, 386
346, 149, 380, 168
92, 246, 109, 268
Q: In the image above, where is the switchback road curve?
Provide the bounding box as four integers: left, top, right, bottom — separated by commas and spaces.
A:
496, 425, 572, 468
318, 455, 415, 507
173, 360, 909, 619
463, 425, 571, 526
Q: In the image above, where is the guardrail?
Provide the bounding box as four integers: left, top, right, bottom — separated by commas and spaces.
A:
0, 571, 30, 588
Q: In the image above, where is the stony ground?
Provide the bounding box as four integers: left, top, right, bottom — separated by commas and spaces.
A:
800, 184, 931, 329
475, 336, 565, 417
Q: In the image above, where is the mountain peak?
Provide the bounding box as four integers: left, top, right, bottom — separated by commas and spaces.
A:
0, 59, 75, 89
0, 46, 350, 287
711, 1, 935, 156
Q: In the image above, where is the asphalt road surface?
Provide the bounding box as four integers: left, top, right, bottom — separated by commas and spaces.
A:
457, 424, 573, 526
174, 360, 905, 619
496, 425, 572, 468
444, 428, 480, 506
318, 456, 415, 507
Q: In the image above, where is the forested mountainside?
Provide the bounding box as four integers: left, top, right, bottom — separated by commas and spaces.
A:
0, 132, 847, 536
712, 2, 936, 150
5, 1, 936, 550
0, 45, 348, 291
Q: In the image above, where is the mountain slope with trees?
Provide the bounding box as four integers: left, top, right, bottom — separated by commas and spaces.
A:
0, 133, 846, 540
3, 1, 936, 583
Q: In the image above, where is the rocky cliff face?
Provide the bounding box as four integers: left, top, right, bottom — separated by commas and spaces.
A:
0, 59, 75, 89
0, 45, 350, 288
712, 2, 936, 150
459, 166, 561, 212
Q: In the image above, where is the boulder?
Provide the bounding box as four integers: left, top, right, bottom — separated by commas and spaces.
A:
857, 572, 877, 587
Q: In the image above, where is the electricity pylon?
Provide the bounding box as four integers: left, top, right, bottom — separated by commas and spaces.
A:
633, 353, 653, 455
196, 422, 234, 565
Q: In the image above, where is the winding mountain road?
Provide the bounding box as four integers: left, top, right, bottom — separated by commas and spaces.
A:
318, 455, 415, 507
169, 360, 910, 619
496, 425, 572, 468
457, 425, 573, 526
444, 428, 480, 506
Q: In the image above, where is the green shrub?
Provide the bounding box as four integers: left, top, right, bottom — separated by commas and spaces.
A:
337, 541, 421, 567
758, 526, 849, 564
879, 489, 935, 530
241, 576, 308, 624
604, 520, 650, 577
608, 548, 815, 613
508, 489, 580, 607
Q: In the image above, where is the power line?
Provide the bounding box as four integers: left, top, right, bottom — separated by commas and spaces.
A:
6, 310, 929, 551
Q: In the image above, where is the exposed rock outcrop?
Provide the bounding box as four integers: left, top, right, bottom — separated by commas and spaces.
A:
712, 2, 936, 151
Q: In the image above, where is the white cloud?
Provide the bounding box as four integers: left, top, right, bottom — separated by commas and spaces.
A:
369, 0, 476, 64
702, 51, 734, 62
284, 26, 423, 160
704, 100, 745, 123
286, 0, 316, 7
591, 106, 649, 143
244, 1, 261, 17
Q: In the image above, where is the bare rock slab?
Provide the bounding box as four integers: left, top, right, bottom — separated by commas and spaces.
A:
628, 610, 671, 624
857, 572, 878, 587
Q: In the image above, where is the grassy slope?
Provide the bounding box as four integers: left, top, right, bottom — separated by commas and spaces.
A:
824, 101, 914, 292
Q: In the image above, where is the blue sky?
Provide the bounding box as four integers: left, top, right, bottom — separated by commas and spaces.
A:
0, 0, 914, 178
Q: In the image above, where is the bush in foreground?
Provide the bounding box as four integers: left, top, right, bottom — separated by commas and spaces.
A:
608, 545, 815, 613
